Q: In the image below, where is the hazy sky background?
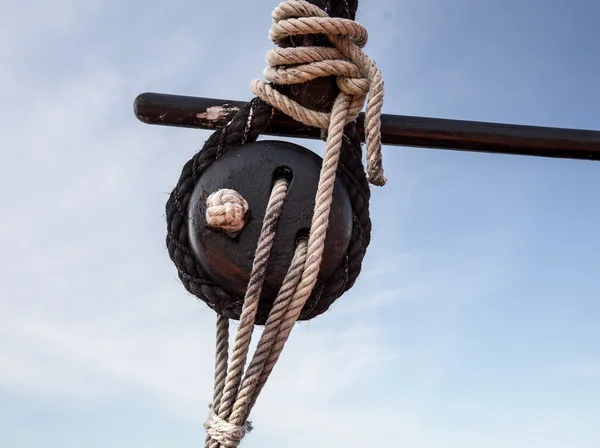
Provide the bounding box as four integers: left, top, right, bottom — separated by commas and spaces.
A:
1, 0, 599, 447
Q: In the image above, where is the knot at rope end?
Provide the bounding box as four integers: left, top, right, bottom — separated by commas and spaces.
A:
206, 189, 249, 233
204, 410, 253, 448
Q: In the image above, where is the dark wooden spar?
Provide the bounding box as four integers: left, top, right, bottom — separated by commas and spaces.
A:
134, 92, 600, 162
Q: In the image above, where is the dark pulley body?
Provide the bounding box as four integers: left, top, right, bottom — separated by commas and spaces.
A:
187, 140, 354, 323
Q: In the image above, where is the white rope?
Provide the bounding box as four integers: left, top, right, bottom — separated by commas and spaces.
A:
204, 1, 385, 446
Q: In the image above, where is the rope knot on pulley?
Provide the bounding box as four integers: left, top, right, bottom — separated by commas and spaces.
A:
206, 189, 249, 233
251, 0, 386, 186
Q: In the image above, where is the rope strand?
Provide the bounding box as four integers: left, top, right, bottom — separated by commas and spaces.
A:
213, 178, 290, 424
252, 0, 386, 186
203, 1, 385, 446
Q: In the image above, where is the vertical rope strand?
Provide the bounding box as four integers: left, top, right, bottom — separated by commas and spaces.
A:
203, 1, 385, 446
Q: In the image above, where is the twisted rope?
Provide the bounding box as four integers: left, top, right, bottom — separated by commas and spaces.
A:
202, 1, 385, 446
204, 181, 308, 448
251, 0, 386, 186
213, 178, 289, 426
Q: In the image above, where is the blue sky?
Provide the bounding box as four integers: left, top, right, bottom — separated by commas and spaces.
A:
1, 0, 599, 447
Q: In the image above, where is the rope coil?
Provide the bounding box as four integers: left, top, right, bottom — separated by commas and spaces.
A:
251, 0, 386, 186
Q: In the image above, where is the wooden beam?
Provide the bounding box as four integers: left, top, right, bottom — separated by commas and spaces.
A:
134, 92, 600, 162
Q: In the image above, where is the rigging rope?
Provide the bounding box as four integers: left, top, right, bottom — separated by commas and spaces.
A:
251, 0, 385, 186
165, 0, 384, 446
198, 1, 385, 446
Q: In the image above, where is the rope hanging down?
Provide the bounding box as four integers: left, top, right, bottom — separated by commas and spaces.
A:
203, 2, 385, 445
165, 1, 385, 446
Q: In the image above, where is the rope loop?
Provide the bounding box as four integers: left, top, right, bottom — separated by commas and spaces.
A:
252, 0, 386, 186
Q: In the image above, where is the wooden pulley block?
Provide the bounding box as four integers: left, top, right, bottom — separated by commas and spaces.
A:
187, 140, 353, 318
